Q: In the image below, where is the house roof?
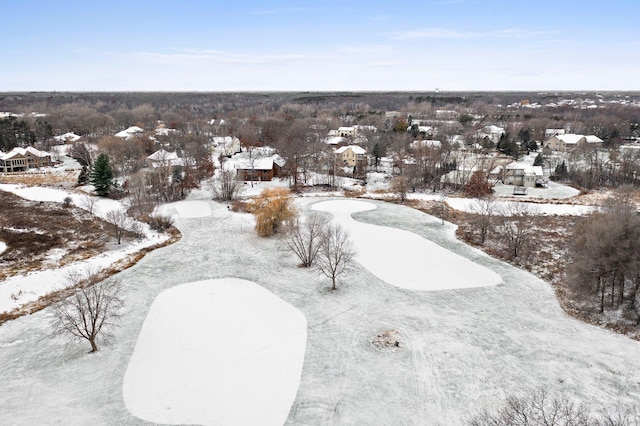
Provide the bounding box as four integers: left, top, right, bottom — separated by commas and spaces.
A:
585, 135, 604, 143
53, 132, 82, 143
505, 162, 543, 176
555, 134, 585, 145
236, 154, 285, 170
115, 126, 144, 138
335, 145, 366, 155
1, 147, 50, 160
411, 139, 441, 148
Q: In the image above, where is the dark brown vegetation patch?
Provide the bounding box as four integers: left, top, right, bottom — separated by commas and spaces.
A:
0, 190, 109, 280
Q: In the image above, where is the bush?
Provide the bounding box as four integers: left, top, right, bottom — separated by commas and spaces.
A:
251, 188, 297, 237
63, 196, 73, 208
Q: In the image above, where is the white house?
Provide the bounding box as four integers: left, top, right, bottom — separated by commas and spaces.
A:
502, 162, 546, 187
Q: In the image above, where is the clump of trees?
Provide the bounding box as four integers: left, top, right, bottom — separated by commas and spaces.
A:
569, 189, 640, 317
282, 213, 357, 291
52, 268, 124, 353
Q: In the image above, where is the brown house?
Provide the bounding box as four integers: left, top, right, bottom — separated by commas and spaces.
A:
235, 155, 286, 181
0, 147, 51, 173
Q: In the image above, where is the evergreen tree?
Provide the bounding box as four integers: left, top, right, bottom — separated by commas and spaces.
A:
91, 153, 114, 197
372, 142, 385, 170
77, 165, 90, 185
533, 153, 544, 167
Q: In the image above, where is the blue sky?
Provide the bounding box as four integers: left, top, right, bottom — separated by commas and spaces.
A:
2, 0, 639, 91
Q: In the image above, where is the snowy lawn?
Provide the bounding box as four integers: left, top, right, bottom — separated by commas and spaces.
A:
156, 200, 212, 218
123, 278, 306, 426
312, 199, 502, 290
1, 194, 640, 425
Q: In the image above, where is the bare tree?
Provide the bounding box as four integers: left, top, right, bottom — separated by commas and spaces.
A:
498, 203, 538, 258
283, 214, 324, 267
470, 195, 497, 245
52, 269, 124, 353
390, 175, 409, 203
211, 168, 243, 201
315, 223, 356, 291
79, 193, 97, 215
105, 209, 139, 244
469, 388, 592, 426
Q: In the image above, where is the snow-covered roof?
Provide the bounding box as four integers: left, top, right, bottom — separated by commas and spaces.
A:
155, 128, 178, 136
335, 145, 366, 155
53, 132, 82, 143
411, 139, 441, 148
325, 136, 346, 145
585, 135, 603, 144
505, 162, 543, 176
147, 149, 179, 162
235, 154, 285, 170
555, 134, 584, 145
1, 146, 50, 160
211, 136, 239, 146
115, 126, 144, 139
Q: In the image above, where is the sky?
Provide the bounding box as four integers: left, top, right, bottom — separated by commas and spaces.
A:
2, 0, 640, 91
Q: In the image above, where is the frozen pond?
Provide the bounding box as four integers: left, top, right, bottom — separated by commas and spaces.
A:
312, 199, 502, 291
123, 278, 306, 426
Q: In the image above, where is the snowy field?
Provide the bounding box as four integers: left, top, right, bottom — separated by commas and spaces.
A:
0, 190, 639, 425
312, 199, 502, 290
123, 278, 306, 426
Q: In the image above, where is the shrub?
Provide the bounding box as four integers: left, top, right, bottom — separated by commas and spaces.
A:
251, 188, 297, 237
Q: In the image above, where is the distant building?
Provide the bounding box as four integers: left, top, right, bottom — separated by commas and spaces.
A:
0, 147, 52, 173
334, 145, 367, 168
544, 134, 603, 151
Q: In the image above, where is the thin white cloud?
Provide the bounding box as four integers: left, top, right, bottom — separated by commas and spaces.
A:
390, 28, 558, 40
251, 7, 314, 16
133, 49, 315, 65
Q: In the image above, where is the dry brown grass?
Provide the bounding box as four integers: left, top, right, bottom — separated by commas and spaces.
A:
0, 170, 79, 188
0, 224, 181, 326
0, 191, 113, 280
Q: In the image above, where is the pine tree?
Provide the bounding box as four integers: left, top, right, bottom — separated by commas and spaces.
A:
77, 165, 90, 185
533, 153, 544, 167
91, 153, 114, 197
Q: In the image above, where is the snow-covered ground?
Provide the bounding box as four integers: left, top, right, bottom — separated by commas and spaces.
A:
313, 199, 501, 290
123, 278, 306, 426
0, 241, 6, 255
0, 184, 168, 314
1, 186, 638, 425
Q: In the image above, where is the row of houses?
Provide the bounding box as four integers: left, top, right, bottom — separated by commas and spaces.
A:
0, 147, 52, 173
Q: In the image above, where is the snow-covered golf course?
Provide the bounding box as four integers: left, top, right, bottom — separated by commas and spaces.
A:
1, 193, 640, 425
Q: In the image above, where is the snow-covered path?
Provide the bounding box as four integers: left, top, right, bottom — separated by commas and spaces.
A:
0, 195, 639, 425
